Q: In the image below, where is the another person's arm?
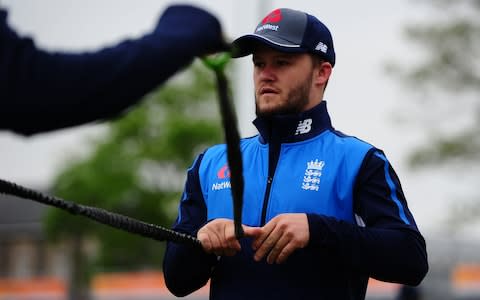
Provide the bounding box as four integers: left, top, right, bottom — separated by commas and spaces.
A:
0, 5, 225, 135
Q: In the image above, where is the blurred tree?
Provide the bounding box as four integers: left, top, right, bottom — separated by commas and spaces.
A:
43, 62, 225, 300
386, 0, 480, 225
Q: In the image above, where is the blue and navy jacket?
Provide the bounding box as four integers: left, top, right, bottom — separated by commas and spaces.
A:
0, 5, 224, 135
164, 102, 428, 300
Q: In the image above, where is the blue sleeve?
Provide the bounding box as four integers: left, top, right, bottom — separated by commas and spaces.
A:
163, 153, 217, 297
307, 149, 428, 286
0, 5, 225, 135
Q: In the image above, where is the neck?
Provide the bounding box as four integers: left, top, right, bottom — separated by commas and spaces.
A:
253, 101, 333, 144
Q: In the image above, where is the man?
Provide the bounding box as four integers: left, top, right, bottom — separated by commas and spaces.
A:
0, 5, 225, 135
163, 8, 428, 300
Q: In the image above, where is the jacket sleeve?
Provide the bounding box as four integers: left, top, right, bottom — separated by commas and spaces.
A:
0, 5, 226, 135
163, 153, 217, 297
307, 149, 428, 286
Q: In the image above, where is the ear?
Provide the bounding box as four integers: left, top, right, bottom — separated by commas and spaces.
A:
313, 62, 332, 87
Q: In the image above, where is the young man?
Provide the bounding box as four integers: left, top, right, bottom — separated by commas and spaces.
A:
0, 5, 225, 135
163, 8, 428, 300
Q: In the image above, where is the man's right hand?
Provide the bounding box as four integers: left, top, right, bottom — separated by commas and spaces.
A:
197, 218, 261, 256
197, 218, 240, 256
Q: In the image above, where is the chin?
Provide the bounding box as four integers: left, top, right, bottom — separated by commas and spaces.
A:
255, 96, 289, 116
256, 105, 286, 117
256, 107, 274, 117
257, 104, 304, 117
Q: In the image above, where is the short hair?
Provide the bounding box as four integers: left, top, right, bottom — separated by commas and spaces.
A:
310, 54, 325, 66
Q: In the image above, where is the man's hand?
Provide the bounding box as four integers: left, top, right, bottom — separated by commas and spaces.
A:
243, 213, 310, 264
197, 218, 260, 256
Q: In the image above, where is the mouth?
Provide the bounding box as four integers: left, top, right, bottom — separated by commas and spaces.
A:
259, 86, 279, 96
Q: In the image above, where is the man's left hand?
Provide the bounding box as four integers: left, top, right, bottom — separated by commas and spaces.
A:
243, 213, 310, 264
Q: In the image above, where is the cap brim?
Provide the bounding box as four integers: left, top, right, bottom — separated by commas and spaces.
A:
231, 34, 306, 58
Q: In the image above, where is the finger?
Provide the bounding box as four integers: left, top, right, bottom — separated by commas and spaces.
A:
242, 225, 262, 238
275, 243, 297, 264
266, 234, 290, 264
212, 228, 229, 256
226, 237, 241, 252
225, 222, 241, 251
205, 227, 224, 256
197, 231, 213, 253
251, 218, 277, 250
253, 224, 281, 262
223, 248, 238, 257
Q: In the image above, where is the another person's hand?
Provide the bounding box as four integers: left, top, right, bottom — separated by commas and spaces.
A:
244, 213, 310, 264
153, 5, 229, 56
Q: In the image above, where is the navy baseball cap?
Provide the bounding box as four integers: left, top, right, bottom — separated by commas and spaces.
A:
231, 8, 335, 67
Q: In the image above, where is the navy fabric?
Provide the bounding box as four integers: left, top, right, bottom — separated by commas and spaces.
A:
0, 5, 224, 135
163, 102, 428, 300
231, 8, 335, 66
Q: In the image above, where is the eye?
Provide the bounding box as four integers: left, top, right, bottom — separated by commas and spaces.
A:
253, 60, 265, 68
276, 59, 290, 66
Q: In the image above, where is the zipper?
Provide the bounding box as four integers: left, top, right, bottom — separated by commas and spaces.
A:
260, 142, 281, 225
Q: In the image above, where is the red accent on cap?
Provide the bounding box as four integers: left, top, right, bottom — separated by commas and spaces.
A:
262, 9, 282, 24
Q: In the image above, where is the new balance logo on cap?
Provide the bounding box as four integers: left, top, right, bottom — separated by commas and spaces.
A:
315, 42, 328, 53
231, 8, 336, 67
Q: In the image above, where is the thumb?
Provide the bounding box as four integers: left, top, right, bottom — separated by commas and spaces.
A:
242, 225, 262, 238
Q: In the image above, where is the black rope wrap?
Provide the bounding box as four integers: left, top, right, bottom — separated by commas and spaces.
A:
0, 178, 201, 247
213, 68, 244, 239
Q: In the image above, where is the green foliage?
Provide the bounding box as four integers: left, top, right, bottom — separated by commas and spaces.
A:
409, 127, 480, 167
403, 17, 480, 92
387, 1, 480, 229
43, 62, 223, 272
387, 0, 480, 167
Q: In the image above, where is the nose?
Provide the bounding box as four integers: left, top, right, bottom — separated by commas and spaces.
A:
257, 64, 276, 82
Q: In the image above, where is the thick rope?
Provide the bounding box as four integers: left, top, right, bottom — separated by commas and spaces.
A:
0, 178, 201, 247
204, 53, 245, 238
0, 52, 244, 244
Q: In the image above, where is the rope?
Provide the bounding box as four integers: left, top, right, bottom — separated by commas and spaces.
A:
0, 178, 201, 247
203, 53, 245, 238
0, 51, 244, 245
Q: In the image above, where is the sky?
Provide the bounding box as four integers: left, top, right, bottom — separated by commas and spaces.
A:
0, 0, 477, 237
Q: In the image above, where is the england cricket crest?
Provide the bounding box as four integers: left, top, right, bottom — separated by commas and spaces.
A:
301, 159, 325, 191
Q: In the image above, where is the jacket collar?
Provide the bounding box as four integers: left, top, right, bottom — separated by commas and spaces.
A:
253, 101, 333, 144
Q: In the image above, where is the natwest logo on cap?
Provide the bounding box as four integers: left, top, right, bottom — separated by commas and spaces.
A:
232, 8, 336, 67
262, 9, 282, 24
